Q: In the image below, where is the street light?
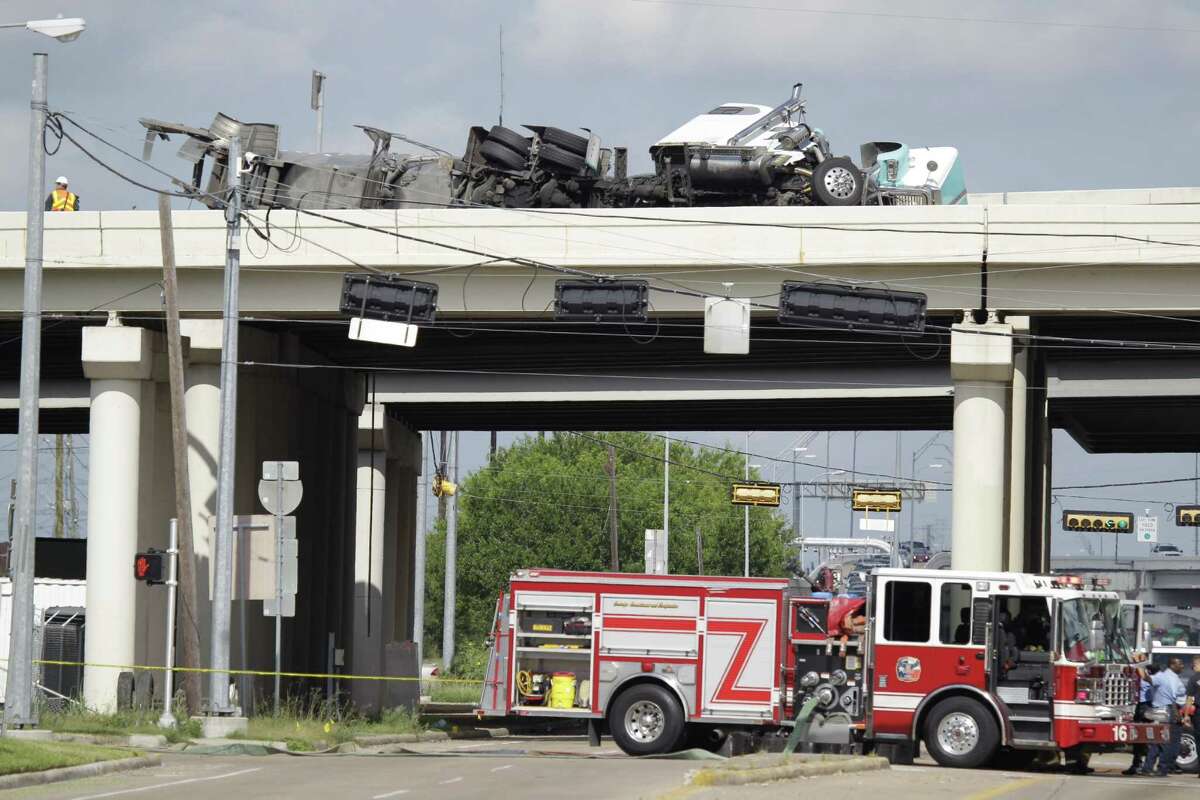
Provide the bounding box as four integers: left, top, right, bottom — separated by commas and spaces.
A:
0, 17, 87, 42
4, 14, 86, 729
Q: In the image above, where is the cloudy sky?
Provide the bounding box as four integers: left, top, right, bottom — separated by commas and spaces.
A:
0, 0, 1198, 207
2, 1, 1200, 558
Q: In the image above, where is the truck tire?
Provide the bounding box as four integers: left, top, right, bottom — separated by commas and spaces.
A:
1179, 730, 1198, 773
811, 156, 864, 206
608, 683, 685, 756
923, 696, 999, 768
539, 126, 590, 156
486, 125, 531, 157
537, 142, 587, 174
479, 139, 528, 171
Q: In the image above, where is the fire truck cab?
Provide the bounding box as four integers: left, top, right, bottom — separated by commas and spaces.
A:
477, 567, 1166, 767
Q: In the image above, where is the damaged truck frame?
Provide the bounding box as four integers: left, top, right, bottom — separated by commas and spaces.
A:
140, 82, 966, 212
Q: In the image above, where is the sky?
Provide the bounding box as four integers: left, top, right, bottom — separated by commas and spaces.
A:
3, 1, 1200, 559
0, 1, 1198, 208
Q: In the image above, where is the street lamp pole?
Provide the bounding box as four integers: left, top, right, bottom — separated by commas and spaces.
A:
4, 51, 49, 728
743, 432, 750, 577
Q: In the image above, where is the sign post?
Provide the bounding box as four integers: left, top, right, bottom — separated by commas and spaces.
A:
158, 519, 179, 728
258, 461, 302, 714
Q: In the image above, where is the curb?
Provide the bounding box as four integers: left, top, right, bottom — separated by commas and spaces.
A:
688, 754, 889, 787
353, 731, 451, 746
0, 755, 162, 791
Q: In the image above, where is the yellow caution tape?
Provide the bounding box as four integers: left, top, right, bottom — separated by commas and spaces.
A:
3, 657, 484, 685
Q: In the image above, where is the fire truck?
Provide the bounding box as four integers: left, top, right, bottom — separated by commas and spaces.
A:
477, 567, 1167, 767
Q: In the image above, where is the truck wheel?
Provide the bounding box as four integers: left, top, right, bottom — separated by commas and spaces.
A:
609, 683, 685, 756
811, 157, 864, 206
537, 142, 587, 174
1179, 731, 1198, 773
923, 697, 999, 768
539, 126, 590, 156
486, 125, 531, 157
480, 139, 527, 171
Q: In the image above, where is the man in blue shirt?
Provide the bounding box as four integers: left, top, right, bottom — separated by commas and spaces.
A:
1123, 659, 1154, 775
1142, 658, 1186, 776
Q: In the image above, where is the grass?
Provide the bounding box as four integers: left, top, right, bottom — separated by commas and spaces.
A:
40, 706, 200, 744
229, 695, 427, 752
427, 681, 482, 704
0, 739, 131, 776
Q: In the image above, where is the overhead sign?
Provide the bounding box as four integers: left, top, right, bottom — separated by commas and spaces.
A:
852, 489, 903, 512
731, 482, 782, 507
859, 518, 896, 533
1137, 516, 1158, 543
644, 529, 668, 575
1063, 510, 1133, 532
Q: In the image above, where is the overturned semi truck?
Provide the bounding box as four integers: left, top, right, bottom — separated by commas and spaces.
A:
140, 82, 965, 212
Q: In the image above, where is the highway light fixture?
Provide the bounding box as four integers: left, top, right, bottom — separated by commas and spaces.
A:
778, 281, 927, 333
554, 279, 649, 323
340, 273, 438, 348
0, 17, 86, 42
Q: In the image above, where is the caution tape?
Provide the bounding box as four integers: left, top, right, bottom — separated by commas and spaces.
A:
4, 658, 484, 685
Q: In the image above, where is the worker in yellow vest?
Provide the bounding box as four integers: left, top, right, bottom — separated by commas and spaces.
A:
45, 176, 79, 211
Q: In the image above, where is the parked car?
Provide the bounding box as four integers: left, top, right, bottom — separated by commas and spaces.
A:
1152, 543, 1184, 557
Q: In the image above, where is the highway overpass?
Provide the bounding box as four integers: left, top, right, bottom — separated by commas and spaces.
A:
4, 189, 1200, 709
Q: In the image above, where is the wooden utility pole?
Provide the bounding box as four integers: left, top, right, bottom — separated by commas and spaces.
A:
489, 431, 497, 460
158, 195, 203, 714
605, 444, 619, 570
53, 435, 64, 537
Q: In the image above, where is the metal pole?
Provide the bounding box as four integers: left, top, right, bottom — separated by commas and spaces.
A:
744, 431, 750, 577
158, 520, 179, 728
208, 136, 242, 715
662, 433, 669, 543
312, 70, 325, 152
4, 52, 48, 728
442, 431, 459, 669
792, 451, 799, 535
823, 432, 831, 537
412, 434, 428, 669
606, 444, 619, 571
1194, 453, 1198, 556
273, 474, 284, 714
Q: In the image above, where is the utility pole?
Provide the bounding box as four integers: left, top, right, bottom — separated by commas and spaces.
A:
208, 136, 243, 715
695, 524, 704, 575
437, 431, 448, 524
54, 434, 64, 537
489, 431, 497, 461
158, 194, 203, 714
5, 51, 49, 728
605, 444, 619, 570
791, 449, 799, 537
744, 431, 750, 577
823, 432, 831, 538
662, 433, 670, 546
442, 431, 459, 669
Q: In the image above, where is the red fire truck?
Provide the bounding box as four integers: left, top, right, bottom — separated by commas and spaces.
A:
477, 567, 1167, 767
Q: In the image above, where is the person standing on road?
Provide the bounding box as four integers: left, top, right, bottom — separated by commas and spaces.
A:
44, 176, 79, 211
1124, 656, 1153, 776
1143, 658, 1186, 776
1187, 656, 1200, 779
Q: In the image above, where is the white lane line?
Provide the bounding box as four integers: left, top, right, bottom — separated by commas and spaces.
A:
69, 767, 263, 800
439, 776, 464, 785
490, 764, 513, 772
372, 791, 410, 799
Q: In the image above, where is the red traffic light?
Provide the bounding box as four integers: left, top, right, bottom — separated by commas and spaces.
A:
133, 551, 165, 585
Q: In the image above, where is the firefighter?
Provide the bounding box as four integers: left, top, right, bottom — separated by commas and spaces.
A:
1124, 656, 1153, 775
1143, 658, 1186, 776
45, 176, 79, 211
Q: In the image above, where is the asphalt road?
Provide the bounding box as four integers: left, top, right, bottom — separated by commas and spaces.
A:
5, 741, 1197, 800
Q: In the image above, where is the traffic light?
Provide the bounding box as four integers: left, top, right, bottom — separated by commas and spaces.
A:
1176, 505, 1200, 526
133, 551, 165, 585
1062, 510, 1134, 532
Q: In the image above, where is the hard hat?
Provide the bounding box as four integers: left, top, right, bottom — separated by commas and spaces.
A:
55, 176, 69, 186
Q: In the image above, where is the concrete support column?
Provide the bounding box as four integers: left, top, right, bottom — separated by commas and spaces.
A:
352, 441, 388, 713
950, 317, 1013, 572
81, 323, 152, 711
1005, 317, 1031, 572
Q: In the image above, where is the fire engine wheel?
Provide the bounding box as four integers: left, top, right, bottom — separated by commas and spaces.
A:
480, 139, 528, 171
923, 697, 999, 769
1179, 731, 1198, 773
486, 125, 532, 157
609, 684, 685, 756
811, 156, 864, 206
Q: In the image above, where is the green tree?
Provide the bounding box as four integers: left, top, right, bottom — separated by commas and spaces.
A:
424, 432, 789, 652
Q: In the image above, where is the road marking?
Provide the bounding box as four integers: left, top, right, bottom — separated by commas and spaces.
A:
963, 775, 1055, 800
490, 764, 513, 772
372, 791, 410, 799
439, 776, 464, 785
69, 767, 263, 800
